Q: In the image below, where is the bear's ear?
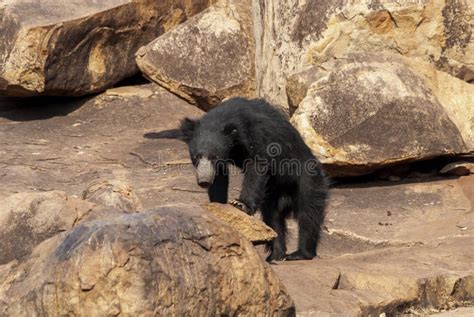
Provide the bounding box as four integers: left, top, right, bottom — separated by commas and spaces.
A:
143, 118, 198, 143
179, 117, 198, 142
223, 123, 239, 137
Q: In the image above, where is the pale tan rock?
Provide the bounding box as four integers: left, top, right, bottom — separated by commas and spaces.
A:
0, 204, 295, 316
136, 0, 256, 111
104, 86, 154, 99
433, 307, 474, 317
404, 58, 474, 151
0, 191, 95, 264
253, 1, 473, 111
0, 0, 213, 96
202, 203, 277, 244
290, 53, 471, 176
440, 161, 474, 176
83, 180, 142, 211
306, 1, 474, 83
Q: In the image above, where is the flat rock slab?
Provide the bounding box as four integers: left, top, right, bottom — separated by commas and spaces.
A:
323, 176, 474, 249
272, 174, 474, 316
202, 203, 277, 244
273, 237, 474, 316
0, 84, 225, 204
0, 0, 212, 96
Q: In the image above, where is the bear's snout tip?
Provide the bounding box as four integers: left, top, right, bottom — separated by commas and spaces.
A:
198, 181, 211, 189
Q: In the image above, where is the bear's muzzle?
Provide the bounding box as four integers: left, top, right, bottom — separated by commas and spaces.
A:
196, 157, 215, 189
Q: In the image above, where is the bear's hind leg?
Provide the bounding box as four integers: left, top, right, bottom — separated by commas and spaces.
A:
286, 191, 325, 261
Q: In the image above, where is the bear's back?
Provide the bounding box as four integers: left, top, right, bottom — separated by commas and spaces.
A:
203, 97, 288, 127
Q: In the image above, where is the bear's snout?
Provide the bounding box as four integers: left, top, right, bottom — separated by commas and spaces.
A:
196, 157, 215, 189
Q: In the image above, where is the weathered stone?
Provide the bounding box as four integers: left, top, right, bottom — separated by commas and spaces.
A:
433, 307, 474, 317
202, 203, 277, 244
1, 82, 474, 316
0, 0, 213, 96
440, 161, 474, 176
273, 175, 474, 316
136, 0, 255, 111
83, 180, 142, 212
0, 204, 295, 316
253, 0, 474, 111
290, 53, 472, 176
286, 66, 327, 116
104, 86, 155, 99
0, 191, 95, 265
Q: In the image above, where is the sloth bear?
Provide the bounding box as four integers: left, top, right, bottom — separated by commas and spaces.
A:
145, 97, 328, 261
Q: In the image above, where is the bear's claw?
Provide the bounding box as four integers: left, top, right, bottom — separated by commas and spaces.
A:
230, 199, 252, 215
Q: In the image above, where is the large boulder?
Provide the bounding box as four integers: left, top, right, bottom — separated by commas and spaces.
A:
136, 0, 256, 111
290, 53, 472, 176
0, 191, 96, 265
0, 0, 213, 96
0, 204, 295, 316
253, 0, 474, 111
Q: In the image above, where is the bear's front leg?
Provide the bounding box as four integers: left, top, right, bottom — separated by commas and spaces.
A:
235, 163, 269, 215
208, 163, 229, 203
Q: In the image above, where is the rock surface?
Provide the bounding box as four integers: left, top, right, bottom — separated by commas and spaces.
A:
82, 180, 142, 211
440, 161, 474, 176
273, 174, 474, 316
290, 53, 472, 176
1, 86, 473, 315
0, 204, 295, 316
0, 0, 212, 96
136, 0, 255, 111
202, 203, 277, 244
254, 0, 474, 111
0, 191, 96, 265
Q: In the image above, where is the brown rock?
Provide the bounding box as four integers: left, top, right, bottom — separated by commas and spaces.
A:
286, 66, 326, 116
306, 1, 474, 83
104, 86, 155, 99
0, 0, 213, 96
202, 203, 277, 244
253, 1, 345, 111
136, 0, 256, 111
0, 191, 95, 265
272, 175, 474, 316
0, 204, 295, 316
83, 180, 142, 212
290, 53, 471, 176
440, 161, 474, 176
254, 1, 473, 111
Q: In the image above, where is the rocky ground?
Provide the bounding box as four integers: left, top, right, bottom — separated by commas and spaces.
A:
1, 85, 472, 316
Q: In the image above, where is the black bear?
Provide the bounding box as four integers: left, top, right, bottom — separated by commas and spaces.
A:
145, 97, 328, 261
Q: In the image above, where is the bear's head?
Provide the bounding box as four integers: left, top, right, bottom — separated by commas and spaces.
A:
144, 117, 239, 189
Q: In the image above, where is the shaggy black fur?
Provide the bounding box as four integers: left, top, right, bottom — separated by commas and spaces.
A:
145, 97, 329, 261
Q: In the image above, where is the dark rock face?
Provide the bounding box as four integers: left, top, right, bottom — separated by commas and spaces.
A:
0, 204, 295, 316
0, 0, 213, 96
